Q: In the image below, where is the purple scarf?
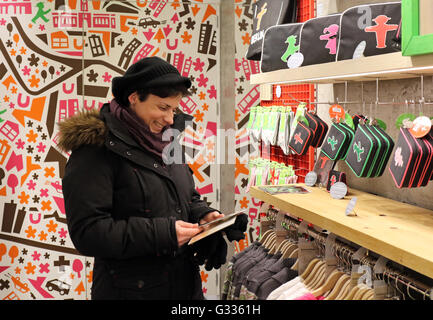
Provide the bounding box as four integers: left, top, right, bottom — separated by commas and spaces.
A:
109, 99, 172, 160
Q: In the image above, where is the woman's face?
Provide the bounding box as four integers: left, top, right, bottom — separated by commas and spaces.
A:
128, 92, 182, 133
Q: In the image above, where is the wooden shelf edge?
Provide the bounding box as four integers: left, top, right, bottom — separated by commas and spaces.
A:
249, 185, 433, 279
250, 52, 433, 85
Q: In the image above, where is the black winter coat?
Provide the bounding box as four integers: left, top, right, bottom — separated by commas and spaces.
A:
59, 104, 217, 300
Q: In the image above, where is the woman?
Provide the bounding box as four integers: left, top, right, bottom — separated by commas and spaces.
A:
58, 57, 234, 300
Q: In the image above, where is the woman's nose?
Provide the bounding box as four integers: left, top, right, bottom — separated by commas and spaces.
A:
164, 113, 174, 125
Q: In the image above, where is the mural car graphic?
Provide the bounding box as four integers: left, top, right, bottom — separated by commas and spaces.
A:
46, 279, 71, 295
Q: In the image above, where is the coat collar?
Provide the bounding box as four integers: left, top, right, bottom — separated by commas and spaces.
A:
100, 103, 193, 149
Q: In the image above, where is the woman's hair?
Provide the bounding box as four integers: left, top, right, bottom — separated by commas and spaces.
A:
137, 84, 191, 101
119, 84, 191, 107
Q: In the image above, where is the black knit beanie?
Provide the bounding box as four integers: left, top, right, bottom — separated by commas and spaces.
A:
112, 57, 192, 106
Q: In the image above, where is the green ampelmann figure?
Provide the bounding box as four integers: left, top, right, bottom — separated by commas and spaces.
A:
281, 35, 300, 63
32, 2, 51, 24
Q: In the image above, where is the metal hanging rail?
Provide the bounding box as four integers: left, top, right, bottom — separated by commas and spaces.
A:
262, 208, 433, 300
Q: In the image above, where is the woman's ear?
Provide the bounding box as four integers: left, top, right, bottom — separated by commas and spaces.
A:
128, 92, 138, 106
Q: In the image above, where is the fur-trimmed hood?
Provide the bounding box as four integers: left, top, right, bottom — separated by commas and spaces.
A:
57, 109, 107, 152
57, 104, 193, 153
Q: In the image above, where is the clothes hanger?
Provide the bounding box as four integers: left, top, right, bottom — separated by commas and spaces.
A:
352, 284, 371, 300
288, 247, 298, 259
299, 258, 321, 280
331, 246, 353, 300
324, 274, 350, 300
333, 277, 352, 300
278, 240, 288, 254
268, 240, 277, 254
343, 284, 360, 300
282, 243, 298, 259
275, 241, 295, 262
263, 233, 276, 249
290, 259, 298, 271
259, 229, 274, 244
302, 260, 325, 286
361, 289, 375, 300
311, 269, 344, 297
306, 263, 327, 290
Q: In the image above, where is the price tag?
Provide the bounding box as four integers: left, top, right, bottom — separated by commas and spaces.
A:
275, 85, 282, 98
345, 197, 358, 216
304, 171, 317, 187
374, 118, 387, 131
409, 116, 432, 138
344, 113, 355, 130
330, 182, 347, 199
329, 104, 345, 121
395, 113, 415, 129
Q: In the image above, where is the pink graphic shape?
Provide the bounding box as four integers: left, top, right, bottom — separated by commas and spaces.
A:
28, 277, 54, 298
319, 24, 339, 54
72, 259, 83, 278
7, 174, 18, 194
204, 122, 217, 139
53, 196, 66, 214
196, 183, 213, 195
143, 29, 155, 41
5, 151, 23, 172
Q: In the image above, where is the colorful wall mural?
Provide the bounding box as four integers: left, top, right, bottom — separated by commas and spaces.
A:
0, 0, 226, 300
233, 0, 262, 254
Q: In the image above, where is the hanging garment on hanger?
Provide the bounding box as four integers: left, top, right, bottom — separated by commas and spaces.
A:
256, 263, 299, 300
277, 279, 310, 299
238, 253, 285, 299
226, 242, 271, 300
232, 249, 282, 299
240, 257, 297, 300
266, 275, 303, 300
294, 292, 325, 300
221, 241, 262, 300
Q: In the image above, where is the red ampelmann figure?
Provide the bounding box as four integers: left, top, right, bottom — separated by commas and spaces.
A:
365, 15, 398, 49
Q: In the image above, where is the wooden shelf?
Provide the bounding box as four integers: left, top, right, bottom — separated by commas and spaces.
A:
250, 52, 433, 85
250, 184, 433, 279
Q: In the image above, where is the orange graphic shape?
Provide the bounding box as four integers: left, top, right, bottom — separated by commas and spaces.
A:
119, 15, 138, 33
89, 30, 111, 55
20, 156, 41, 186
191, 4, 200, 17
188, 154, 206, 183
2, 75, 17, 90
202, 4, 216, 23
235, 157, 249, 178
74, 281, 85, 295
154, 28, 165, 43
12, 96, 46, 126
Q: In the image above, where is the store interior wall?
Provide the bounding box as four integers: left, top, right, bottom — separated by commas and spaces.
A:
218, 0, 236, 295
0, 0, 235, 300
316, 0, 433, 211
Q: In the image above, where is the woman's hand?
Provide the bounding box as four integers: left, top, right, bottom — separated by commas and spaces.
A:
199, 211, 224, 226
175, 220, 202, 247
